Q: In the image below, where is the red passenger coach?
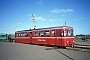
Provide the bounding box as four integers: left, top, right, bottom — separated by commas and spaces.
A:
15, 31, 32, 44
15, 26, 75, 48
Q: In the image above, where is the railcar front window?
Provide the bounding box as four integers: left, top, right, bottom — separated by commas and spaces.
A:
62, 29, 73, 36
68, 29, 73, 36
61, 30, 68, 36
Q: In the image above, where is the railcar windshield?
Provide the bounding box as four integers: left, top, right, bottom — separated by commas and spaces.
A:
62, 29, 73, 36
68, 29, 73, 36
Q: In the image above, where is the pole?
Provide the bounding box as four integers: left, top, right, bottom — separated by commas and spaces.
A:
32, 14, 36, 29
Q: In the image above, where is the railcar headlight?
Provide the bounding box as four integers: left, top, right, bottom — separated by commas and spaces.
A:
73, 40, 75, 42
67, 41, 69, 43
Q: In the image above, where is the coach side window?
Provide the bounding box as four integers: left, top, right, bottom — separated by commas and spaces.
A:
52, 30, 55, 36
34, 32, 39, 36
19, 34, 21, 37
24, 33, 28, 37
16, 34, 18, 37
40, 32, 44, 37
20, 33, 28, 37
45, 31, 50, 36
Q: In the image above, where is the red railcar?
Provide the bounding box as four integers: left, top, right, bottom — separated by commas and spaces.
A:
15, 26, 75, 47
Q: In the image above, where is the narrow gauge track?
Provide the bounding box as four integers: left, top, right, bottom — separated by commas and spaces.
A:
66, 44, 90, 53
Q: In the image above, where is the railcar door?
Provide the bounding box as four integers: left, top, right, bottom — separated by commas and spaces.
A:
30, 32, 32, 44
55, 30, 61, 46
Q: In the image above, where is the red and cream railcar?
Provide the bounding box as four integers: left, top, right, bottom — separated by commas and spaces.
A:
15, 26, 75, 47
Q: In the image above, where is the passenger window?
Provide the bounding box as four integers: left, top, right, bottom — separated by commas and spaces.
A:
40, 32, 44, 37
20, 32, 28, 37
24, 33, 28, 37
52, 30, 55, 36
34, 32, 39, 36
45, 31, 50, 36
16, 34, 18, 37
19, 34, 21, 37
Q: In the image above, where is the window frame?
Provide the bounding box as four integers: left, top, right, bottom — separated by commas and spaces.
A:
34, 32, 39, 37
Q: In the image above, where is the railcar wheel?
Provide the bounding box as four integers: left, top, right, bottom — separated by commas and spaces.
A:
71, 45, 74, 48
63, 46, 66, 49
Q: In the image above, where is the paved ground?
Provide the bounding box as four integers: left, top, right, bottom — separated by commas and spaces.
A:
0, 42, 90, 60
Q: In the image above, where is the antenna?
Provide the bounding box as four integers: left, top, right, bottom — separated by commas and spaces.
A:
32, 14, 36, 29
64, 21, 66, 26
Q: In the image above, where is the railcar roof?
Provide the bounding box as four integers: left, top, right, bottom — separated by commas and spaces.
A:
16, 26, 73, 32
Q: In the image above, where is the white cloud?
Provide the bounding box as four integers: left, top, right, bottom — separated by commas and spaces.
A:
17, 23, 22, 25
73, 17, 84, 22
51, 8, 74, 13
4, 30, 10, 31
80, 17, 84, 19
68, 14, 71, 15
29, 14, 45, 21
0, 23, 8, 29
59, 19, 64, 21
62, 15, 65, 16
62, 14, 71, 16
35, 16, 45, 21
73, 19, 80, 21
37, 0, 43, 5
62, 13, 72, 16
49, 19, 54, 22
28, 14, 31, 16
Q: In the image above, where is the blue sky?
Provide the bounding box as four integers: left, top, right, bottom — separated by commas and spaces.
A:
0, 0, 90, 35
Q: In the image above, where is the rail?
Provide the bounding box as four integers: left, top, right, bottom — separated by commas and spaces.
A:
74, 44, 90, 49
66, 44, 90, 53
